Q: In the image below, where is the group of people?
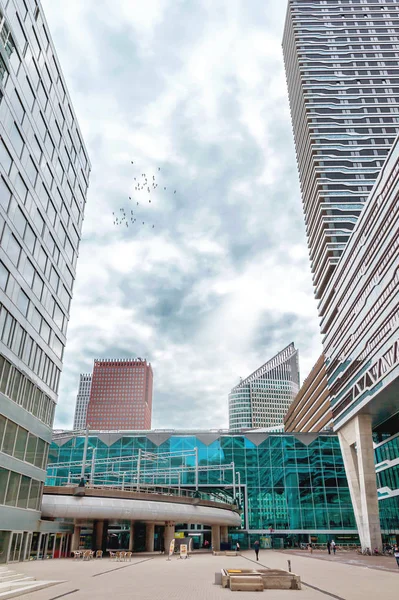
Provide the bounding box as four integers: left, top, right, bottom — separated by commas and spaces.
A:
327, 540, 337, 555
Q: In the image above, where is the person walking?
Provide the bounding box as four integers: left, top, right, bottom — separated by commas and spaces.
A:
394, 545, 399, 568
327, 540, 331, 555
254, 540, 260, 561
236, 542, 240, 553
331, 540, 336, 555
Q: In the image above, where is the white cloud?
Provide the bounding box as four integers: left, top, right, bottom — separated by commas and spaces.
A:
42, 0, 322, 430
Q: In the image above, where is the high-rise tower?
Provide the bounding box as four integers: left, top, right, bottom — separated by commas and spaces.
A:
0, 0, 90, 560
86, 359, 153, 430
228, 343, 300, 431
73, 373, 92, 430
282, 0, 399, 303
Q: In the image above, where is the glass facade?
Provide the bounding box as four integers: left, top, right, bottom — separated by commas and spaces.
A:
229, 344, 300, 431
0, 0, 90, 560
376, 432, 399, 531
283, 0, 399, 301
47, 431, 357, 537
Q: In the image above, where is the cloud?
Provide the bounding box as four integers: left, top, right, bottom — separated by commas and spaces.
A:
42, 0, 322, 430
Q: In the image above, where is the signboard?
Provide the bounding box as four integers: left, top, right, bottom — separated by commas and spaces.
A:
180, 544, 188, 559
260, 536, 272, 549
168, 538, 175, 560
175, 532, 185, 538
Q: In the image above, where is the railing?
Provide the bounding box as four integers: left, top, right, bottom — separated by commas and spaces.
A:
46, 480, 237, 508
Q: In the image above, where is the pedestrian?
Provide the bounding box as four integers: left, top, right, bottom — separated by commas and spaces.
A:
331, 540, 336, 555
236, 542, 240, 553
254, 540, 260, 561
327, 540, 331, 555
394, 545, 399, 568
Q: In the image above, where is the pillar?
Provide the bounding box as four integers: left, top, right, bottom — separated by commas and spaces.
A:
145, 523, 155, 552
211, 525, 221, 552
164, 521, 175, 555
93, 520, 104, 550
129, 522, 134, 552
338, 414, 382, 551
71, 524, 81, 552
220, 526, 228, 545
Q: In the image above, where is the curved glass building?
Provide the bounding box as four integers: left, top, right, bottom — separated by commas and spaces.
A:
228, 344, 300, 431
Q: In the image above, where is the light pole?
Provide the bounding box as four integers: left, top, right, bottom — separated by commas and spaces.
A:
80, 427, 89, 484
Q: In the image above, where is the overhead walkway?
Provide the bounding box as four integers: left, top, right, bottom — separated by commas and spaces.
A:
41, 485, 242, 553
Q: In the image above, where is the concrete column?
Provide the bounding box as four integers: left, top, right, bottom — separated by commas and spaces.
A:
71, 525, 81, 552
94, 520, 104, 550
338, 414, 382, 551
164, 521, 175, 555
129, 522, 134, 552
220, 526, 228, 545
211, 525, 221, 552
145, 523, 155, 552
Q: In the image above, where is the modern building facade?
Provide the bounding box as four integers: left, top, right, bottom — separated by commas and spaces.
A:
45, 429, 358, 551
72, 373, 92, 430
228, 343, 300, 431
283, 0, 399, 303
86, 359, 153, 431
320, 136, 399, 552
284, 354, 332, 433
283, 0, 399, 550
0, 0, 90, 562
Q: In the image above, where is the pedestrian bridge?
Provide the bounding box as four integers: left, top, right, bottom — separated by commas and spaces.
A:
42, 486, 242, 526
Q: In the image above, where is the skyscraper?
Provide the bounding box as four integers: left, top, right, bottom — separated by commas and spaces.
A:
0, 0, 90, 561
282, 0, 399, 304
228, 343, 300, 431
86, 359, 153, 430
283, 0, 399, 551
73, 373, 92, 430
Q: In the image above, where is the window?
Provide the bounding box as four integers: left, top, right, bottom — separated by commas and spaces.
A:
2, 419, 17, 455
10, 122, 24, 157
17, 289, 29, 316
5, 471, 20, 507
0, 177, 12, 212
32, 273, 43, 300
14, 426, 28, 461
0, 140, 12, 174
15, 173, 28, 203
11, 89, 25, 124
7, 235, 21, 267
24, 224, 36, 253
14, 206, 27, 237
0, 263, 8, 290
26, 156, 38, 186
23, 259, 34, 286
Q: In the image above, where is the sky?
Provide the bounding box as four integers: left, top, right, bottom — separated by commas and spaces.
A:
41, 0, 322, 431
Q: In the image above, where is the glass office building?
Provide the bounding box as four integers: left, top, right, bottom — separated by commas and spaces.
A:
0, 0, 90, 562
229, 344, 300, 431
283, 0, 399, 303
47, 430, 358, 547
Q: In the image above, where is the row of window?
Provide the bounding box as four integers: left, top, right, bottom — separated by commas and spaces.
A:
0, 132, 78, 286
0, 413, 48, 469
4, 1, 89, 182
0, 466, 43, 511
0, 352, 55, 426
0, 251, 65, 359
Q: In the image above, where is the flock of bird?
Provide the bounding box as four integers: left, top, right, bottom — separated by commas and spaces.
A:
112, 161, 177, 230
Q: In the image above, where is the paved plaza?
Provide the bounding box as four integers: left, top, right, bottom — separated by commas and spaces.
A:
13, 550, 399, 600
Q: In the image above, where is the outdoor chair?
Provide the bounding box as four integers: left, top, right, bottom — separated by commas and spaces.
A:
96, 550, 103, 558
126, 552, 132, 561
72, 551, 81, 559
109, 551, 117, 560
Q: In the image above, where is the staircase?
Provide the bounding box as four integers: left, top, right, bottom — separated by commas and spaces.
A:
0, 566, 59, 599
